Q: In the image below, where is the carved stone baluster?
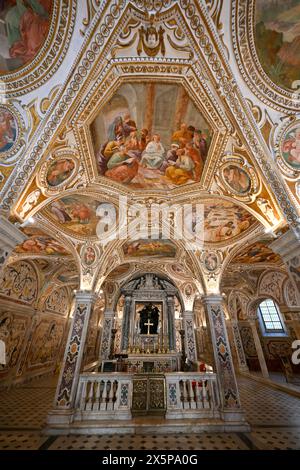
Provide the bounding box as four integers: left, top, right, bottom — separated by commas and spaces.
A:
93, 381, 101, 411
107, 380, 115, 411
195, 381, 202, 409
85, 380, 94, 411
202, 379, 210, 409
100, 380, 108, 411
182, 379, 189, 409
188, 379, 196, 409
80, 381, 87, 411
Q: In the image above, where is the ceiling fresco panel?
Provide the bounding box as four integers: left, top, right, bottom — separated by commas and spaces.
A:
91, 82, 212, 190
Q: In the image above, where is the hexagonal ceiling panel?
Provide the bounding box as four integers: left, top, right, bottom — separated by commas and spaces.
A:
91, 82, 212, 190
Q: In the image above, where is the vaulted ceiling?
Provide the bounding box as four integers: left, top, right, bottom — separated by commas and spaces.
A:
0, 0, 299, 296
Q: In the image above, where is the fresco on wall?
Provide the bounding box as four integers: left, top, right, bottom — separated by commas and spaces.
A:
44, 287, 69, 315
27, 318, 64, 367
0, 260, 38, 303
0, 1, 53, 73
233, 241, 281, 264
281, 124, 300, 169
255, 0, 300, 90
107, 263, 131, 279
91, 82, 212, 190
203, 202, 257, 243
0, 311, 29, 375
46, 158, 75, 187
123, 239, 176, 258
44, 196, 104, 237
0, 106, 17, 154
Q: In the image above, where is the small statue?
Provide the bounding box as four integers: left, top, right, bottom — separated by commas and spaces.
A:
257, 198, 278, 225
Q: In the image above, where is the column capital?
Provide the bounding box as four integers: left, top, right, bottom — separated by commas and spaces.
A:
183, 310, 193, 317
202, 294, 223, 304
270, 229, 300, 262
74, 290, 97, 303
103, 308, 114, 318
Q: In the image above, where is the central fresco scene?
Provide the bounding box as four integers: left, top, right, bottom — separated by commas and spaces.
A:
91, 82, 212, 189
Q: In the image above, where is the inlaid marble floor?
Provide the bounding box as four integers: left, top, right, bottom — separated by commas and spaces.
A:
0, 374, 300, 450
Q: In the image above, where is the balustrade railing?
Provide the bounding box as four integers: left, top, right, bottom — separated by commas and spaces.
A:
74, 373, 133, 420
74, 371, 220, 421
165, 372, 220, 419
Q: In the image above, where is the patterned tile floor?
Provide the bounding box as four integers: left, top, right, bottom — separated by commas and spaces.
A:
0, 374, 300, 450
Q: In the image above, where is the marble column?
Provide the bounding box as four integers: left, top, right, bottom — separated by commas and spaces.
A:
203, 295, 247, 425
183, 310, 196, 362
48, 291, 96, 424
270, 229, 300, 305
0, 216, 27, 270
249, 319, 269, 379
166, 296, 176, 351
231, 320, 249, 373
121, 295, 132, 351
99, 309, 114, 360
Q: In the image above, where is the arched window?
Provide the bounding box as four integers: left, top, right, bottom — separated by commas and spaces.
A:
258, 299, 285, 335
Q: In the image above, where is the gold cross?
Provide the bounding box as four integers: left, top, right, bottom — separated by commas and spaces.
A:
144, 319, 153, 335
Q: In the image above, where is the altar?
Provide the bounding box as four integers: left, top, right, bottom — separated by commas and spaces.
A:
126, 352, 180, 373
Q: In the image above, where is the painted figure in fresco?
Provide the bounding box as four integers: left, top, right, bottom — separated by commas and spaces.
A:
0, 108, 16, 152
0, 0, 51, 71
172, 123, 193, 145
223, 165, 251, 194
204, 252, 218, 271
204, 204, 253, 243
160, 142, 180, 172
283, 128, 300, 167
84, 246, 96, 266
107, 114, 137, 141
50, 200, 72, 223
15, 235, 68, 255
141, 134, 165, 169
105, 144, 139, 183
165, 144, 197, 185
46, 159, 75, 187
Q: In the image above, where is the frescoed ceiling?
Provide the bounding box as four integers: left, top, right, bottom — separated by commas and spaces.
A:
14, 227, 71, 257
0, 0, 299, 295
254, 0, 300, 91
232, 241, 282, 265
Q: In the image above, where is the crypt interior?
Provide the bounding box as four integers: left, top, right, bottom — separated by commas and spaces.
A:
1, 0, 300, 451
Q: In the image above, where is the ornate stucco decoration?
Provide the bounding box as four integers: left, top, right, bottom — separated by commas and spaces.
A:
1, 0, 298, 235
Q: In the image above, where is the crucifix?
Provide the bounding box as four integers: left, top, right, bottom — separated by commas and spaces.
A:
144, 319, 153, 335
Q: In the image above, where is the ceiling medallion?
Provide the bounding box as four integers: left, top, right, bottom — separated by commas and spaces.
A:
215, 154, 260, 202
0, 103, 25, 163
37, 149, 79, 195
276, 120, 300, 179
